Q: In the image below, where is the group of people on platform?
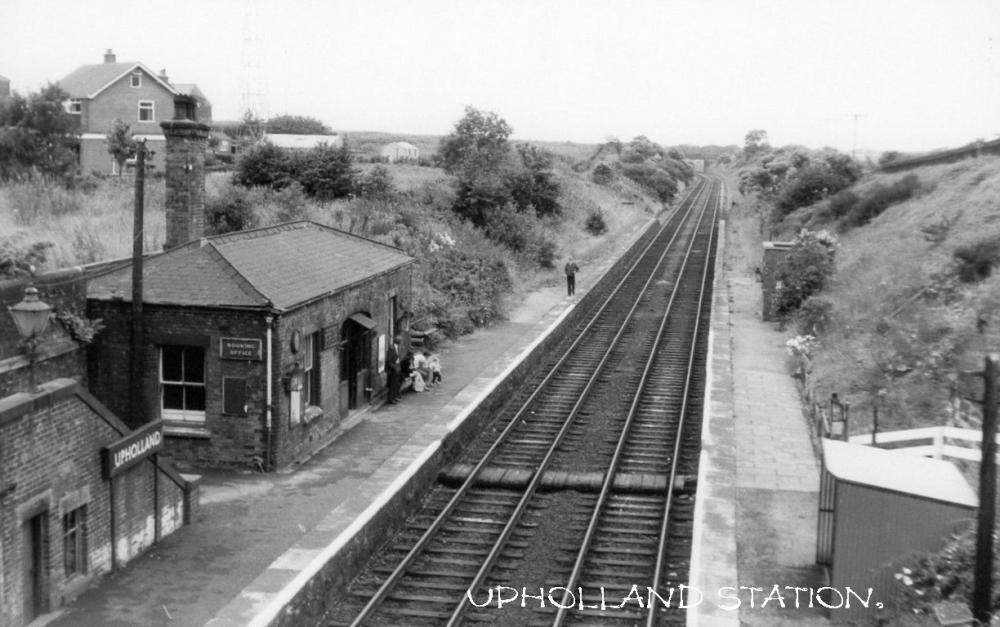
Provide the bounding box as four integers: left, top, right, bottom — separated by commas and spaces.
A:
385, 335, 442, 404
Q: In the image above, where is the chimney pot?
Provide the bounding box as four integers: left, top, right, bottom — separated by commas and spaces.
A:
104, 49, 116, 64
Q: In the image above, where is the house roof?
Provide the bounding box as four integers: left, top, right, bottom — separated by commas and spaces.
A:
58, 62, 178, 99
88, 221, 415, 311
384, 141, 418, 150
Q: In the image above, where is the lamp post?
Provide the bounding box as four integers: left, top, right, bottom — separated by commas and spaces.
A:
8, 286, 52, 394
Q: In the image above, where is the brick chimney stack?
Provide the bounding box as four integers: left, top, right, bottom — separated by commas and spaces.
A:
104, 49, 116, 63
160, 120, 211, 250
158, 68, 169, 83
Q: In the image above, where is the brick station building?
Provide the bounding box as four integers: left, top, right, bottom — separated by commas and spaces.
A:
85, 118, 416, 470
0, 273, 196, 626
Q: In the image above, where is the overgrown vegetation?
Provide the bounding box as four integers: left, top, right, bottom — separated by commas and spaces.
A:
819, 173, 922, 229
772, 229, 837, 320
0, 83, 79, 182
234, 140, 356, 200
890, 524, 1000, 619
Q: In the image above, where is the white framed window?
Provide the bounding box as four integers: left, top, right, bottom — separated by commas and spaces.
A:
160, 345, 206, 424
63, 506, 88, 578
138, 100, 154, 122
131, 71, 142, 88
65, 99, 81, 114
302, 331, 321, 406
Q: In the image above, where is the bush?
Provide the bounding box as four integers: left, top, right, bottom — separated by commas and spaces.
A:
841, 174, 920, 228
297, 143, 356, 200
794, 297, 833, 335
591, 163, 615, 185
953, 235, 1000, 282
585, 209, 608, 236
0, 236, 53, 278
773, 230, 837, 319
233, 142, 296, 190
206, 185, 258, 235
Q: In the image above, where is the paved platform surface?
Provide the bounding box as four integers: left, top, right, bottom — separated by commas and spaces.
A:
690, 221, 828, 626
40, 219, 653, 627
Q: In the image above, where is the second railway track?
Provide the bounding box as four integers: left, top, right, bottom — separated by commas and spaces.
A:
324, 175, 722, 627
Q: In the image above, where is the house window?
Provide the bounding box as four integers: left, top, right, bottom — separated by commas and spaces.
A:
302, 332, 321, 406
131, 71, 142, 88
160, 345, 206, 423
65, 99, 81, 114
63, 506, 87, 578
138, 100, 154, 122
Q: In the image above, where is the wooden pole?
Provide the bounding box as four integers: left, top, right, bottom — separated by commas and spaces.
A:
130, 140, 146, 425
973, 354, 998, 623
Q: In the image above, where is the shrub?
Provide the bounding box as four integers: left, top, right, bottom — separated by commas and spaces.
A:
841, 174, 920, 228
890, 525, 1000, 618
356, 165, 395, 199
773, 230, 837, 319
206, 185, 258, 235
591, 163, 615, 185
794, 297, 833, 335
0, 237, 53, 278
233, 142, 296, 190
297, 143, 356, 200
822, 189, 859, 220
953, 235, 1000, 282
585, 209, 608, 236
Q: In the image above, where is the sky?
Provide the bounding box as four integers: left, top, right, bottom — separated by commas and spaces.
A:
2, 0, 999, 153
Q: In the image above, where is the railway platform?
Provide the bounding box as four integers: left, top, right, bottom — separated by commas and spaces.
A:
40, 218, 656, 627
689, 223, 828, 626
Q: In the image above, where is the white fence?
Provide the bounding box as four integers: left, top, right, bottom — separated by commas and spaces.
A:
848, 426, 1000, 463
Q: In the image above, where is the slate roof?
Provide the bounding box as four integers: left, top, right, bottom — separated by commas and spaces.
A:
58, 62, 177, 99
88, 221, 415, 311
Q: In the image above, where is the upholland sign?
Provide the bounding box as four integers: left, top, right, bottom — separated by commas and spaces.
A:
102, 421, 164, 478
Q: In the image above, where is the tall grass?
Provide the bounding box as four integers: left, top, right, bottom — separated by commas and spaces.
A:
0, 177, 166, 270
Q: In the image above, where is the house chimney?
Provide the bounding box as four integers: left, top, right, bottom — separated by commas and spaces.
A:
104, 49, 116, 63
160, 119, 211, 249
158, 68, 169, 83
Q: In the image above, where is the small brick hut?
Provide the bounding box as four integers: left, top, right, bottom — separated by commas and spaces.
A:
86, 221, 415, 470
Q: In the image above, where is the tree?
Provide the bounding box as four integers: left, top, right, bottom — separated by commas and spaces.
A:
105, 118, 137, 176
510, 144, 560, 217
744, 129, 769, 157
438, 106, 513, 177
0, 83, 78, 180
266, 114, 333, 135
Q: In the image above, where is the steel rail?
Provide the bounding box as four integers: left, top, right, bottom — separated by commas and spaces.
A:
644, 180, 721, 627
443, 181, 717, 627
551, 176, 718, 625
346, 177, 707, 627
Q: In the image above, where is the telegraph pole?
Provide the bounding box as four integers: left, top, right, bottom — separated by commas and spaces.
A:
130, 139, 146, 426
973, 354, 998, 623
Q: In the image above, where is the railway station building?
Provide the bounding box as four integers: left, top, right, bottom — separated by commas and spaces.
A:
86, 118, 416, 471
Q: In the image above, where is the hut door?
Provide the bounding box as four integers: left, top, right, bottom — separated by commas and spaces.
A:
23, 512, 48, 620
341, 313, 376, 411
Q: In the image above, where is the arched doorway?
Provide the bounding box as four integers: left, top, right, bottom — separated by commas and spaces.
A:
339, 312, 375, 415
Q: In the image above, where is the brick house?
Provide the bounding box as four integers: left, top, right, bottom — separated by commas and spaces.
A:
57, 49, 211, 174
86, 221, 415, 470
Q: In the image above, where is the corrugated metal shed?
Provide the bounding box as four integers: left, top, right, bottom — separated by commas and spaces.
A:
818, 440, 977, 622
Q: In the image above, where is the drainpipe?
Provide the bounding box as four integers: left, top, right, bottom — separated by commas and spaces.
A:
265, 314, 274, 470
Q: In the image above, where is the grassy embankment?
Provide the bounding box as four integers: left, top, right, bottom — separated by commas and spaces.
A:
731, 155, 1000, 435
0, 144, 663, 338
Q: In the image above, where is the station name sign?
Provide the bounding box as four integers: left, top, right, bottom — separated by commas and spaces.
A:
220, 337, 263, 361
102, 420, 164, 479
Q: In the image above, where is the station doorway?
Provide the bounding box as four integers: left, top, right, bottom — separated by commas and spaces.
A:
340, 312, 375, 415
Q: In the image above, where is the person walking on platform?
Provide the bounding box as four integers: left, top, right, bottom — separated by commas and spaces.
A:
386, 335, 402, 404
564, 259, 580, 296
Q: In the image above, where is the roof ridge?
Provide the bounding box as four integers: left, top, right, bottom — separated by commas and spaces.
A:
201, 242, 271, 307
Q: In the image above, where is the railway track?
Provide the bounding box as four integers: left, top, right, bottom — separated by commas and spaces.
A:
324, 175, 721, 627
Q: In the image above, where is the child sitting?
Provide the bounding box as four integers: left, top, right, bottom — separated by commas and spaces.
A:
427, 352, 442, 386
